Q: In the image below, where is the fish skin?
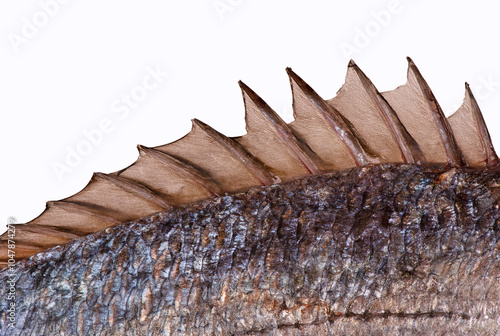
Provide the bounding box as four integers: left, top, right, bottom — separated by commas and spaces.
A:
1, 164, 500, 335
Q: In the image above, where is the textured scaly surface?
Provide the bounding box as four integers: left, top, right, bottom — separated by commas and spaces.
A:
1, 164, 500, 334
1, 58, 499, 334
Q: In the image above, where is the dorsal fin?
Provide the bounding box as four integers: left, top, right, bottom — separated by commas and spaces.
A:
326, 60, 424, 164
382, 57, 465, 166
286, 67, 377, 168
1, 58, 497, 268
137, 145, 224, 196
157, 118, 277, 192
235, 81, 322, 179
448, 83, 499, 167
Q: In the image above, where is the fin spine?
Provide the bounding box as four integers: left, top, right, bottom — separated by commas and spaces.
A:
192, 118, 278, 186
464, 83, 499, 166
46, 200, 123, 226
94, 172, 172, 209
2, 59, 497, 268
407, 57, 465, 166
348, 60, 425, 164
239, 81, 321, 174
286, 67, 377, 166
139, 145, 224, 196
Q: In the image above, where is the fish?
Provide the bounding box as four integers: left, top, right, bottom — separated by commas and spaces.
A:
1, 58, 499, 335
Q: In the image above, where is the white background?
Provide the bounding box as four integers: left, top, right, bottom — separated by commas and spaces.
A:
1, 0, 500, 235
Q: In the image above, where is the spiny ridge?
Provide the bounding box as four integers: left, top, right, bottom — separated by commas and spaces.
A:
1, 58, 497, 268
448, 83, 499, 167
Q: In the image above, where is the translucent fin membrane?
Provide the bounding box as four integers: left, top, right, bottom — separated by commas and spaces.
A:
2, 58, 497, 267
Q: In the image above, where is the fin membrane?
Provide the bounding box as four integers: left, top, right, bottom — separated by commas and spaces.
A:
2, 58, 497, 267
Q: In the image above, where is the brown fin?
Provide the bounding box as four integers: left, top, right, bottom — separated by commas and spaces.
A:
138, 145, 223, 196
95, 173, 172, 209
382, 57, 465, 166
327, 60, 423, 163
29, 200, 124, 235
286, 67, 377, 168
2, 58, 497, 268
0, 240, 45, 265
47, 200, 123, 227
348, 60, 425, 164
117, 145, 221, 206
236, 81, 322, 179
65, 173, 171, 218
448, 83, 499, 167
0, 223, 79, 263
158, 118, 277, 191
190, 119, 277, 186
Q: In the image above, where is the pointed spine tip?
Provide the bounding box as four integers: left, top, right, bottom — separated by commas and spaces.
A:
238, 80, 253, 100
286, 67, 300, 82
238, 80, 273, 117
192, 118, 212, 132
406, 57, 418, 74
465, 82, 473, 95
238, 80, 248, 91
192, 118, 202, 126
348, 59, 357, 67
192, 118, 215, 133
91, 172, 102, 182
239, 81, 269, 111
285, 67, 294, 77
137, 144, 148, 154
406, 57, 419, 76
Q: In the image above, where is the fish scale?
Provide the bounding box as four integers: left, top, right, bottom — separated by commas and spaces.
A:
1, 164, 500, 334
2, 58, 500, 334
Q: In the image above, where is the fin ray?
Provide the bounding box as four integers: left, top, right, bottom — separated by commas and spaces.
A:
382, 57, 465, 166
237, 81, 322, 176
448, 83, 499, 167
2, 58, 497, 268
